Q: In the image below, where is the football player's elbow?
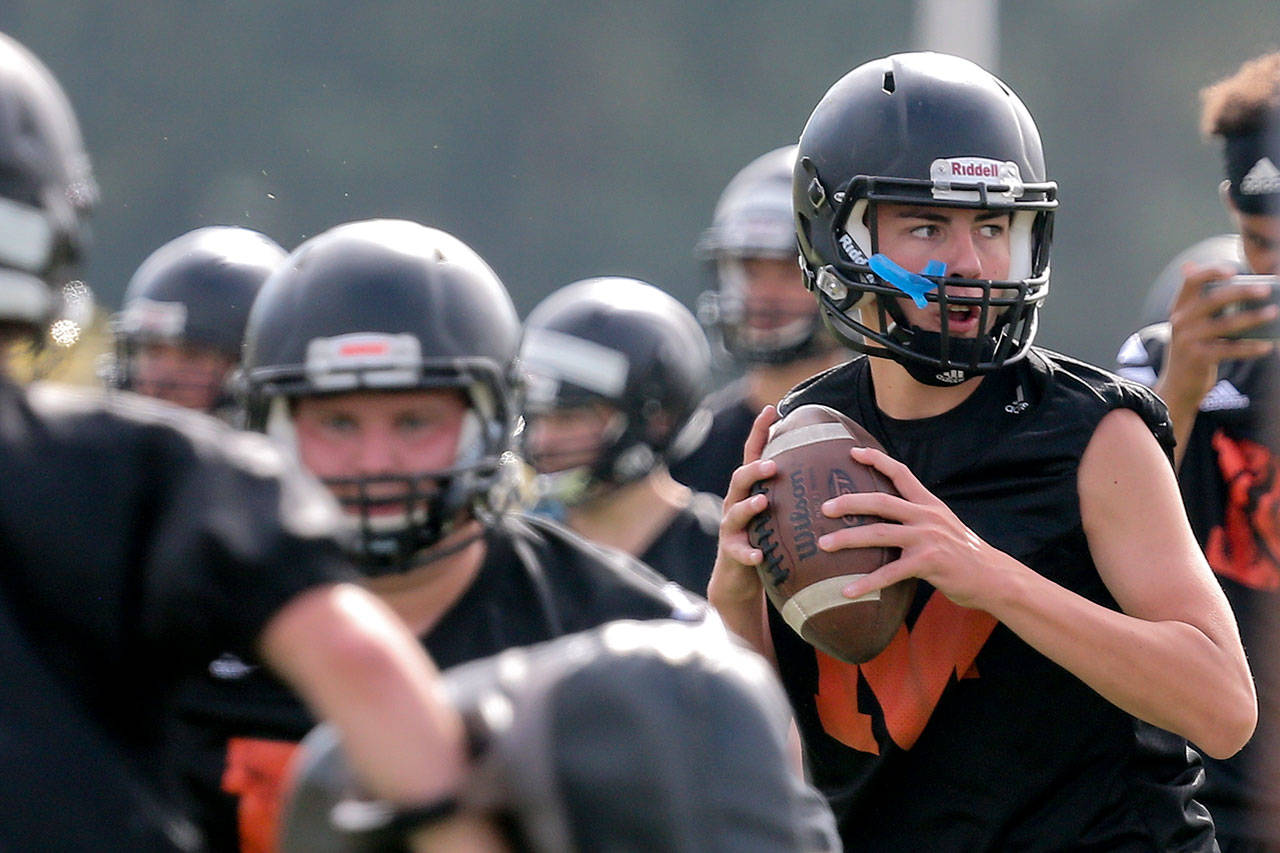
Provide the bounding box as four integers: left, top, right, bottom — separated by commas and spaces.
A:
1195, 689, 1257, 760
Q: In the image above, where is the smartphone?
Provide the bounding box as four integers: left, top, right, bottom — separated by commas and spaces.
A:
1212, 275, 1280, 340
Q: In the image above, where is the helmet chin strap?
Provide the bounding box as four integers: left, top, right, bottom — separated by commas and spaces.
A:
893, 329, 988, 386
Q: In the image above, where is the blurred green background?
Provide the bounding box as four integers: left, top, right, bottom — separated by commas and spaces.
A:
5, 0, 1279, 368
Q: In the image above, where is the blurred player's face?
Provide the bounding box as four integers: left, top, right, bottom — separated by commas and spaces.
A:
293, 389, 468, 514
133, 340, 236, 411
524, 401, 618, 474
871, 203, 1013, 337
734, 256, 813, 329
718, 255, 815, 351
1234, 210, 1280, 276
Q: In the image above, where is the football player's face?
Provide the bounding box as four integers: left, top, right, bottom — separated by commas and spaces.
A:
731, 256, 813, 331
871, 203, 1013, 337
524, 401, 617, 474
293, 388, 468, 512
1234, 210, 1280, 276
133, 340, 235, 412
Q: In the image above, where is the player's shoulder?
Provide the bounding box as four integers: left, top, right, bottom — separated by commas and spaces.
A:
777, 355, 865, 417
497, 511, 664, 582
1113, 322, 1170, 387
1028, 348, 1173, 452
684, 490, 724, 536
497, 512, 707, 617
701, 377, 751, 416
1032, 347, 1158, 400
18, 380, 310, 485
25, 380, 219, 444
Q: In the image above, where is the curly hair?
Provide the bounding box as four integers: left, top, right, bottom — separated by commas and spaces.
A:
1201, 52, 1280, 138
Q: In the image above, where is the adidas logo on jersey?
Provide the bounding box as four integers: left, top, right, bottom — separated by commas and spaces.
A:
208, 652, 257, 679
1200, 379, 1249, 412
1241, 157, 1280, 195
1004, 384, 1030, 414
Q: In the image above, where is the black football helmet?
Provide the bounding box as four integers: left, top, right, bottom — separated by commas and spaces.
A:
107, 226, 286, 410
241, 219, 522, 571
696, 145, 832, 365
521, 277, 712, 506
0, 32, 97, 346
793, 52, 1057, 386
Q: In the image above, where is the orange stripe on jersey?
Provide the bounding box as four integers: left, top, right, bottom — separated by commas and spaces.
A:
814, 591, 997, 754
222, 737, 299, 853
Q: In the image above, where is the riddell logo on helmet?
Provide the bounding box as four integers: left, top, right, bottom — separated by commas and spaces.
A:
950, 161, 1000, 179
929, 158, 1024, 201
338, 340, 391, 357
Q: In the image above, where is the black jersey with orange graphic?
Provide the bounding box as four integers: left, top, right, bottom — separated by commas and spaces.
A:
1119, 326, 1280, 844
772, 350, 1215, 851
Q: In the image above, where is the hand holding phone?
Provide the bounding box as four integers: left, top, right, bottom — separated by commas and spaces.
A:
1210, 275, 1280, 339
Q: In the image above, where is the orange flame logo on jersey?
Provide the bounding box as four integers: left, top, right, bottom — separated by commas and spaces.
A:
811, 590, 997, 754
1205, 430, 1280, 591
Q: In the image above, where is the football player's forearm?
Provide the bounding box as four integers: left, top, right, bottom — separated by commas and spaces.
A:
260, 583, 467, 805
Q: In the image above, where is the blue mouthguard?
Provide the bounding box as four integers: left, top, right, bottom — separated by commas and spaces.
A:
868, 255, 947, 308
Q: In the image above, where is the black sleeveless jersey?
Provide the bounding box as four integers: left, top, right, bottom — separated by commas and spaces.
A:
638, 490, 722, 596
670, 378, 757, 498
771, 350, 1216, 852
166, 512, 703, 850
1119, 326, 1280, 843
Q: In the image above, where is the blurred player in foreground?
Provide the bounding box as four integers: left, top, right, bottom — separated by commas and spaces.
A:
0, 30, 466, 852
520, 276, 721, 593
277, 617, 842, 853
710, 51, 1255, 850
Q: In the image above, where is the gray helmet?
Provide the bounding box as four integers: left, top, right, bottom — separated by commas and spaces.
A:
696, 145, 832, 365
1137, 234, 1245, 327
0, 32, 97, 342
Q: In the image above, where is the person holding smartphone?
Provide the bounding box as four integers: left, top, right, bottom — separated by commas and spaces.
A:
1116, 51, 1280, 851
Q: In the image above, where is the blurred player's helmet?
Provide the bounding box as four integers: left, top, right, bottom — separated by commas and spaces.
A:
1137, 233, 1245, 327
696, 145, 831, 365
241, 219, 522, 570
106, 226, 286, 411
521, 277, 712, 506
0, 32, 97, 345
279, 618, 841, 853
794, 52, 1057, 386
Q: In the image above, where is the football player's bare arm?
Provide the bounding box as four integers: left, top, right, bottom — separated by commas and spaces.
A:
258, 583, 468, 810
1156, 263, 1274, 466
826, 408, 1257, 758
708, 405, 780, 662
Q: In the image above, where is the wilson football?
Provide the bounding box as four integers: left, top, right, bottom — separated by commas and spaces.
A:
748, 404, 914, 664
